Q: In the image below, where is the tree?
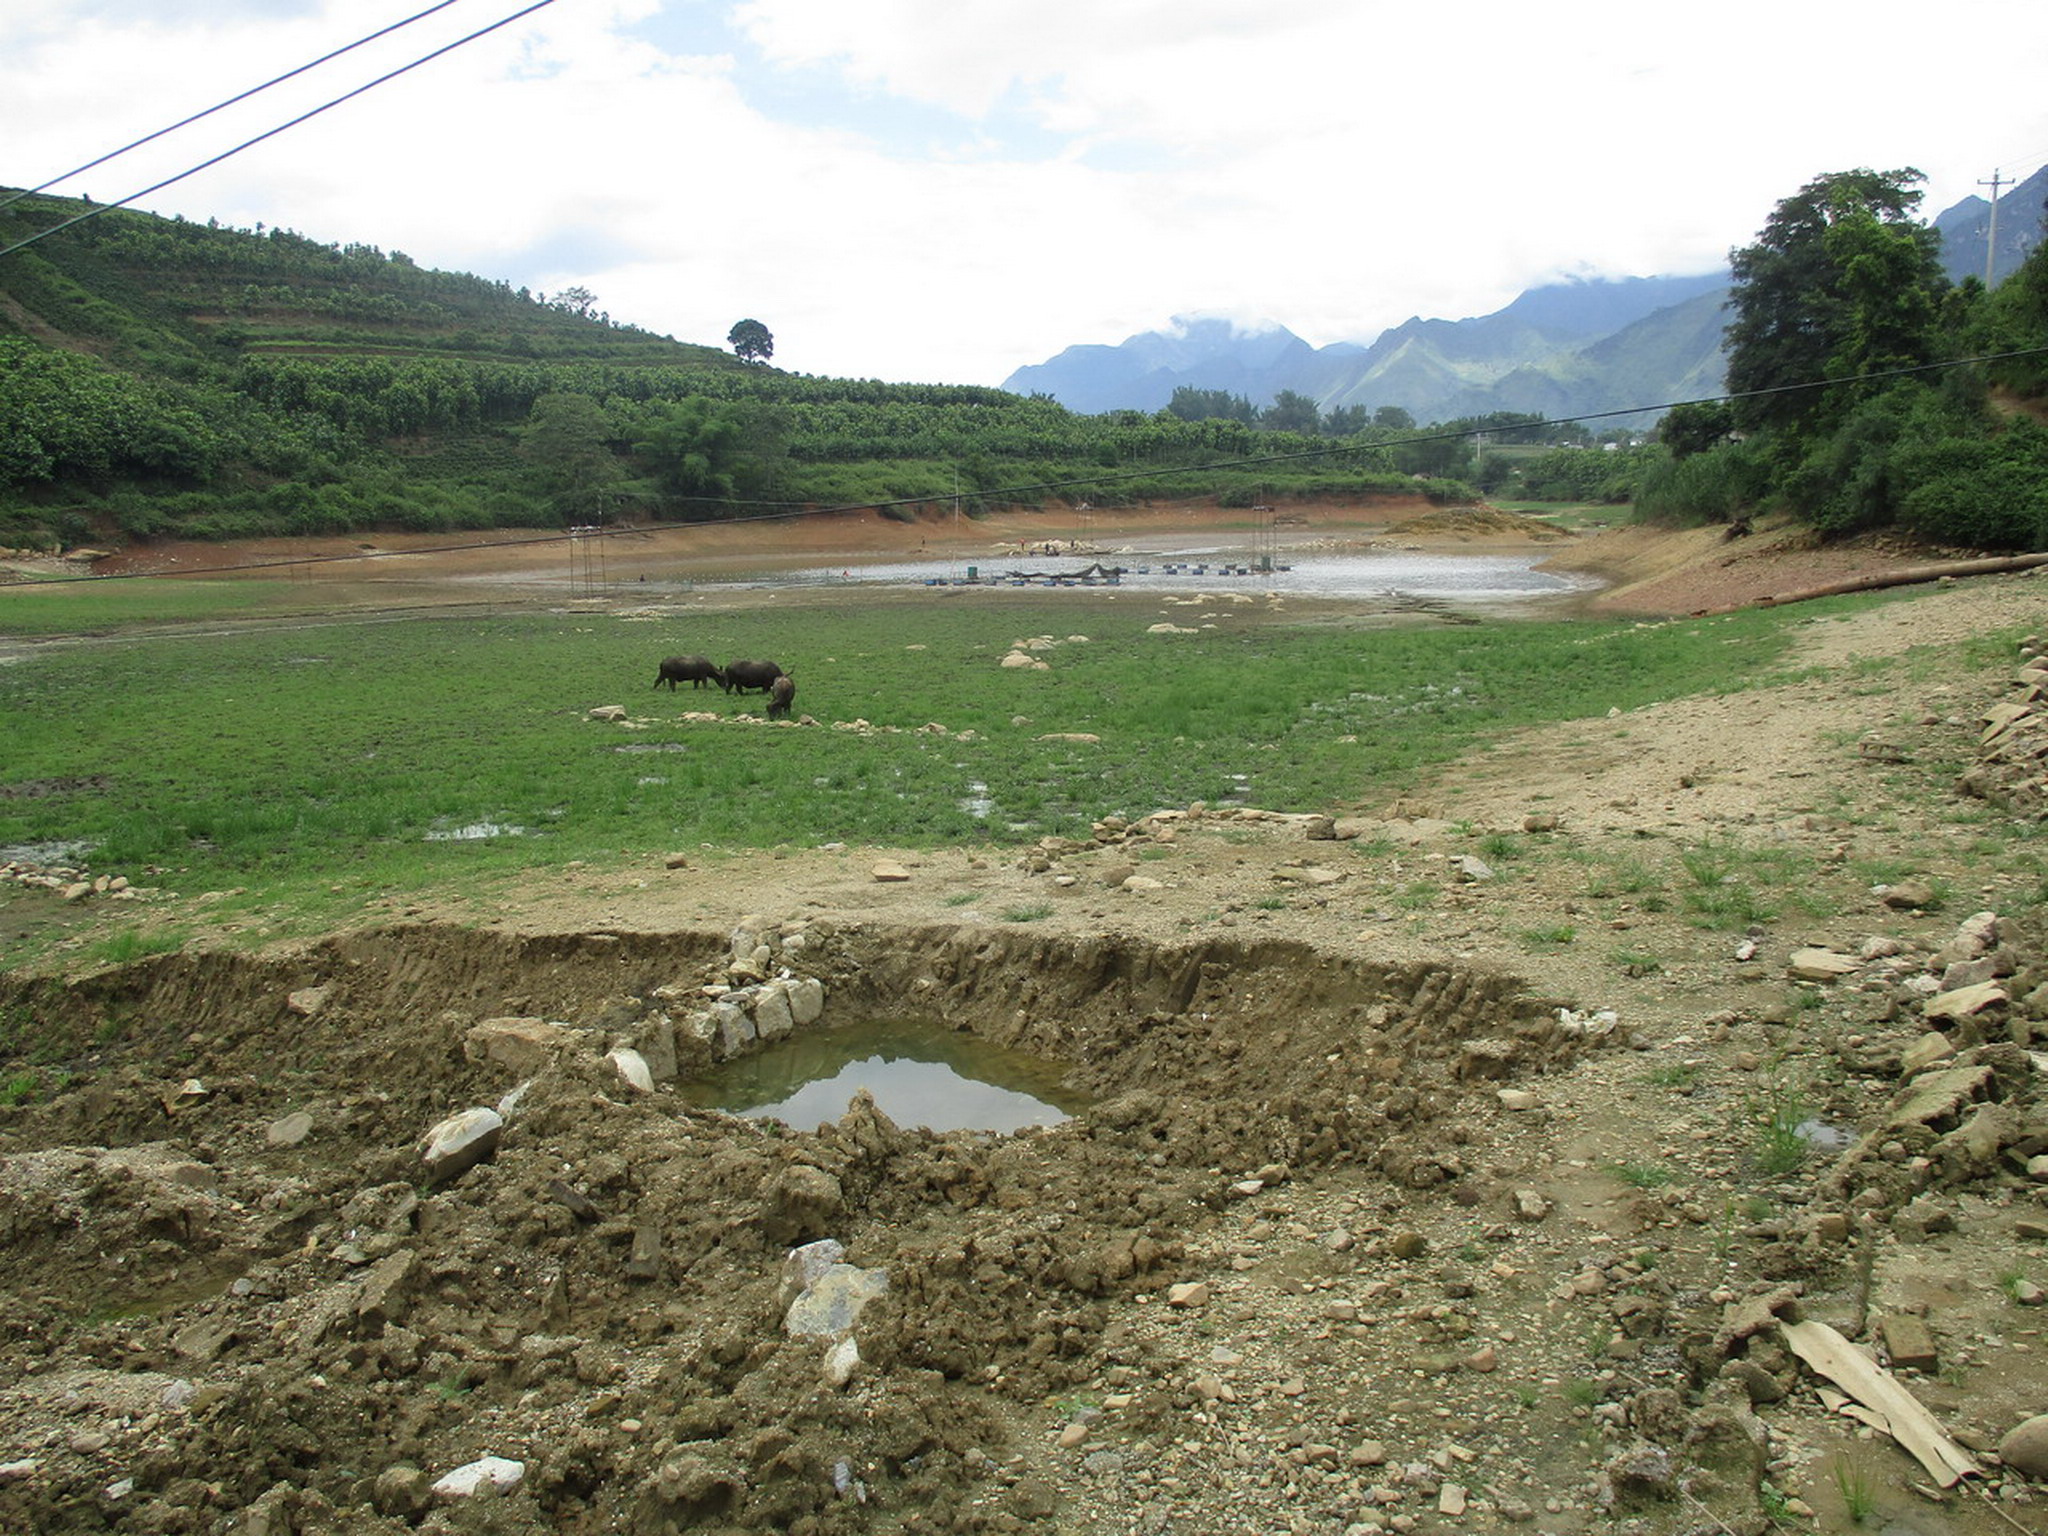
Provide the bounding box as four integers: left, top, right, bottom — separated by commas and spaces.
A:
631, 397, 744, 505
1723, 168, 1947, 443
1658, 400, 1738, 459
728, 319, 774, 365
1261, 390, 1321, 435
519, 392, 623, 521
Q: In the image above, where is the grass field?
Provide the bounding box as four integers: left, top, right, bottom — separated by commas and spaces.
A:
0, 582, 1873, 951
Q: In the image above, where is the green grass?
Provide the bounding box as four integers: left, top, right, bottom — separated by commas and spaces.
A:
0, 582, 1930, 960
1608, 1161, 1675, 1189
1517, 923, 1576, 949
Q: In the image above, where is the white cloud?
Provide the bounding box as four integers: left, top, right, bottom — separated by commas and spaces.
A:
2, 1, 2045, 386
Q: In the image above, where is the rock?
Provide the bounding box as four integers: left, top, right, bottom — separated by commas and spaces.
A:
607, 1048, 654, 1094
1166, 1282, 1210, 1309
761, 1165, 846, 1246
1304, 815, 1338, 840
751, 985, 796, 1041
785, 1263, 889, 1338
587, 705, 628, 722
625, 1225, 663, 1282
1924, 979, 2008, 1020
1453, 855, 1494, 883
286, 986, 331, 1017
822, 1334, 861, 1388
432, 1456, 525, 1499
1512, 1190, 1553, 1222
1999, 1414, 2048, 1480
372, 1465, 432, 1520
787, 977, 825, 1025
1880, 880, 1938, 910
266, 1111, 315, 1147
1496, 1089, 1539, 1111
872, 860, 912, 882
1788, 947, 1859, 981
1388, 1231, 1428, 1258
464, 1017, 570, 1076
417, 1108, 502, 1187
356, 1249, 417, 1329
1877, 1314, 1937, 1371
1899, 1032, 1956, 1075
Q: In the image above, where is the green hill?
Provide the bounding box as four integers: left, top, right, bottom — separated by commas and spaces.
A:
0, 193, 1458, 551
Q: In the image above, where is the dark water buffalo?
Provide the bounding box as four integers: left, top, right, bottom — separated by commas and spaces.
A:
722, 659, 785, 696
654, 655, 725, 691
766, 673, 796, 720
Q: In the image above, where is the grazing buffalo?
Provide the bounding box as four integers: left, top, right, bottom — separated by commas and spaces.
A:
766, 673, 796, 720
654, 654, 725, 691
722, 659, 785, 696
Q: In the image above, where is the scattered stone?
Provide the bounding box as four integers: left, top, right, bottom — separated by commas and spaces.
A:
1878, 1314, 1938, 1372
1924, 979, 2008, 1020
286, 985, 331, 1017
1788, 947, 1859, 981
431, 1456, 525, 1499
2000, 1415, 2048, 1480
417, 1107, 503, 1187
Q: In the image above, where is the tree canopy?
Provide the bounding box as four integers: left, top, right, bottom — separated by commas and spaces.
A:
1723, 168, 1947, 443
728, 319, 774, 365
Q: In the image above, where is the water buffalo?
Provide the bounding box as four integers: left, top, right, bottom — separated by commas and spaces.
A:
654, 654, 724, 691
766, 673, 796, 720
722, 659, 785, 696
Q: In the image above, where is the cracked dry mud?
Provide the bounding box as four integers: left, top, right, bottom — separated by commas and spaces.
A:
3, 518, 2048, 1536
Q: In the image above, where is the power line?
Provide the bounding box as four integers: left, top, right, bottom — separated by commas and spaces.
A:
0, 0, 558, 262
0, 0, 469, 216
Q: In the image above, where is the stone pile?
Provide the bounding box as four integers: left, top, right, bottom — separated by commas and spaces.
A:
1958, 633, 2048, 812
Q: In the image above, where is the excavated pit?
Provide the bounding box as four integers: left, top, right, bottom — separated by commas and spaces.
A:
0, 920, 1607, 1535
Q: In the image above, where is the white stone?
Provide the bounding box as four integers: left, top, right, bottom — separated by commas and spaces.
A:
607, 1048, 654, 1094
432, 1456, 525, 1498
418, 1108, 502, 1186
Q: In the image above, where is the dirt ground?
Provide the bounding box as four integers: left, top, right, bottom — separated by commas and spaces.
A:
4, 503, 2048, 1536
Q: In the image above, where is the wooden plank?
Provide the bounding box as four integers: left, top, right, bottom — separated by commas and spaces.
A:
1780, 1319, 1979, 1487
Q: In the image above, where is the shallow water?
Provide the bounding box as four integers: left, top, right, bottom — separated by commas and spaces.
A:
729, 549, 1595, 602
681, 1019, 1087, 1133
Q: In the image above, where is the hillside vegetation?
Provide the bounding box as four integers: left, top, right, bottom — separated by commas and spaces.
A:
3, 167, 2045, 557
0, 193, 1470, 551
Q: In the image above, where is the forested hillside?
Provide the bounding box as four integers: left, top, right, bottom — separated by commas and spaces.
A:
4, 170, 2044, 557
0, 193, 1468, 551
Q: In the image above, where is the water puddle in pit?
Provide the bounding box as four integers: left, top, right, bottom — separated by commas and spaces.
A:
682, 1020, 1089, 1133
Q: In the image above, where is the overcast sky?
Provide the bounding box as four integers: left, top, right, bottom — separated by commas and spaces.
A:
3, 1, 2046, 387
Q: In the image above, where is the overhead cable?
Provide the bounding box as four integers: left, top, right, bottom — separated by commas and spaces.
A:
0, 0, 470, 215
0, 0, 558, 262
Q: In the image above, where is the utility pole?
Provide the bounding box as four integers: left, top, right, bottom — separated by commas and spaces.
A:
1979, 169, 2010, 286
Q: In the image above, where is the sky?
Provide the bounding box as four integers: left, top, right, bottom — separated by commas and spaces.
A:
2, 0, 2047, 388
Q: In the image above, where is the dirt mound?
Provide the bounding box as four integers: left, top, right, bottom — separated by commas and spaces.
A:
0, 924, 1599, 1534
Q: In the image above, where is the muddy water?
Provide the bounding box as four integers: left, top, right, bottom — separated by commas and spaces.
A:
680, 1018, 1089, 1132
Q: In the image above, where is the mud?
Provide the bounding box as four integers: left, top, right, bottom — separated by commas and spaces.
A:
0, 923, 1601, 1535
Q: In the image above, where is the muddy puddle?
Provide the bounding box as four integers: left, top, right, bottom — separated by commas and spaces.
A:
0, 919, 1602, 1535
681, 1019, 1088, 1132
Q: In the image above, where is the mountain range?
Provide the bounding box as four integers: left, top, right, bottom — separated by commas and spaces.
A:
1002, 166, 2048, 425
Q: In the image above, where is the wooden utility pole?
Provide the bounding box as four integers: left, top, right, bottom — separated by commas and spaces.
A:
1979, 169, 2010, 286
